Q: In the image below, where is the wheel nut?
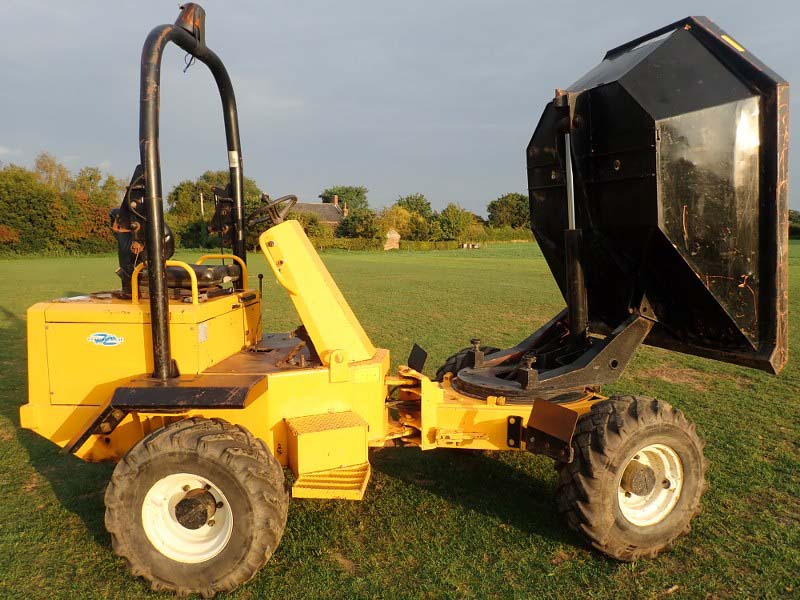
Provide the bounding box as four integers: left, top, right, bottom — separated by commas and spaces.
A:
182, 485, 190, 492
216, 501, 224, 509
662, 479, 671, 489
208, 519, 215, 527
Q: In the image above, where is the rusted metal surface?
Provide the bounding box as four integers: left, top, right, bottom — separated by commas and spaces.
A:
772, 83, 790, 372
525, 399, 580, 462
206, 333, 322, 374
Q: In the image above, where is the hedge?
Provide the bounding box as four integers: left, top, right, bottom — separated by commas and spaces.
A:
398, 240, 462, 250
309, 237, 384, 251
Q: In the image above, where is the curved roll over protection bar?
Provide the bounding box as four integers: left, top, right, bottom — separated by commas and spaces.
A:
139, 3, 245, 380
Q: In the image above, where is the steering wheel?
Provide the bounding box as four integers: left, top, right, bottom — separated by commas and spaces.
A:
247, 194, 298, 229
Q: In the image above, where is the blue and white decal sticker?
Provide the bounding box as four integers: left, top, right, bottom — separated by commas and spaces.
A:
87, 332, 125, 347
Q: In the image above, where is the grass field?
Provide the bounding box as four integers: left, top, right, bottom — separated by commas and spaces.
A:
0, 242, 798, 599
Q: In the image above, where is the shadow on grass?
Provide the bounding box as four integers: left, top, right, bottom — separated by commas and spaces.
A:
370, 445, 585, 548
1, 298, 585, 558
0, 305, 113, 549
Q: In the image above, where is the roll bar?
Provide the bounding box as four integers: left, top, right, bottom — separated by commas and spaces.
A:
139, 3, 245, 380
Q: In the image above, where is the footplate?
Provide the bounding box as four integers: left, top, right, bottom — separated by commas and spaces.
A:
291, 463, 371, 500
525, 398, 580, 462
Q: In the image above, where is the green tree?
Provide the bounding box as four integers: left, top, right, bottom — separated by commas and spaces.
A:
336, 208, 379, 239
33, 152, 71, 193
320, 186, 369, 212
74, 167, 102, 196
0, 165, 62, 252
406, 213, 430, 241
74, 167, 123, 208
790, 209, 800, 239
287, 211, 330, 239
166, 170, 265, 247
487, 192, 530, 228
376, 205, 412, 238
167, 171, 265, 221
97, 174, 124, 207
0, 158, 123, 254
438, 203, 474, 241
167, 180, 201, 220
395, 193, 432, 219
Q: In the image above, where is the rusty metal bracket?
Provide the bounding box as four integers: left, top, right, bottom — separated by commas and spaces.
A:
525, 399, 579, 462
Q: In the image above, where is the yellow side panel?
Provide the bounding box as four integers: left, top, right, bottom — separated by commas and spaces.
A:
287, 411, 368, 475
173, 351, 389, 468
45, 322, 153, 406
195, 308, 247, 370
260, 221, 375, 364
26, 304, 50, 409
434, 399, 534, 450
38, 300, 253, 406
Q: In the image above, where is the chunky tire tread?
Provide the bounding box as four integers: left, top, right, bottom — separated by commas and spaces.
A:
434, 346, 501, 381
105, 418, 289, 598
555, 395, 708, 561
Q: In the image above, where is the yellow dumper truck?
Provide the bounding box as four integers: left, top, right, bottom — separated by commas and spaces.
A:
21, 4, 788, 596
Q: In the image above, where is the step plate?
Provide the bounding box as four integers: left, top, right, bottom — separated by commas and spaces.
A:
292, 463, 371, 500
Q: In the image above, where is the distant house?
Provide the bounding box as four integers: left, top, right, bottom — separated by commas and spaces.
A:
292, 194, 348, 226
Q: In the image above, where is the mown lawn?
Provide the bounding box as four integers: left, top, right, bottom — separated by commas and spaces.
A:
0, 242, 798, 599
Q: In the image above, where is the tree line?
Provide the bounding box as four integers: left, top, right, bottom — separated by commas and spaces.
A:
165, 179, 532, 247
0, 155, 530, 255
294, 186, 531, 244
0, 153, 124, 253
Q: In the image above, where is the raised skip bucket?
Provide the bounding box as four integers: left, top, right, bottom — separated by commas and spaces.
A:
527, 17, 789, 373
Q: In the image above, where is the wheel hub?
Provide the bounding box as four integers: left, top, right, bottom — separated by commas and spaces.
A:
141, 473, 234, 563
174, 489, 218, 530
617, 443, 684, 527
620, 459, 656, 496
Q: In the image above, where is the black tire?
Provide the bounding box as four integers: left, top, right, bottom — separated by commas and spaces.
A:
105, 418, 289, 597
555, 396, 707, 561
435, 346, 501, 381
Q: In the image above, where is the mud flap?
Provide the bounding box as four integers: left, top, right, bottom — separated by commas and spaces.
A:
525, 398, 579, 463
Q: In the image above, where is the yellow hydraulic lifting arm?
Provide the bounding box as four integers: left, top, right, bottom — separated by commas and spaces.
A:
259, 221, 376, 365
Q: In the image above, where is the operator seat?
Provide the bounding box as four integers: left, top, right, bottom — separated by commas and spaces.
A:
137, 263, 242, 289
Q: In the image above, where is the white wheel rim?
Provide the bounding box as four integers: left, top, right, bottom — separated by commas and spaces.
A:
142, 472, 233, 563
617, 443, 683, 527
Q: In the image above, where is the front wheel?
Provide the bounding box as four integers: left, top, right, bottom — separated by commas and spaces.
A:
105, 418, 289, 597
555, 396, 707, 561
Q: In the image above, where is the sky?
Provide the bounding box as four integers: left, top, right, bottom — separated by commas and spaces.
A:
0, 0, 797, 214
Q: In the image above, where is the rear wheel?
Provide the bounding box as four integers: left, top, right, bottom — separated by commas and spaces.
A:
105, 418, 288, 597
435, 346, 500, 381
555, 396, 707, 561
